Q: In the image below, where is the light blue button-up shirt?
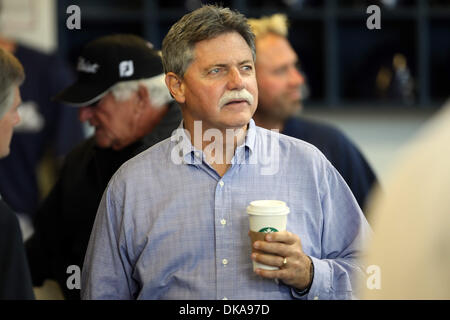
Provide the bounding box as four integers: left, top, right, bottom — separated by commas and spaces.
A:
81, 119, 371, 300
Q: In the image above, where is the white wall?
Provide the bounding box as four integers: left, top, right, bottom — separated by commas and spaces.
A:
302, 108, 436, 187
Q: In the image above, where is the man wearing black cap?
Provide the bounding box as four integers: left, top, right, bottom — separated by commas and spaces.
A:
24, 34, 182, 300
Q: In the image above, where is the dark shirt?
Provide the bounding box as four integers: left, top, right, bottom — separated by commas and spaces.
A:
282, 116, 377, 211
25, 103, 182, 300
0, 45, 84, 217
0, 199, 35, 299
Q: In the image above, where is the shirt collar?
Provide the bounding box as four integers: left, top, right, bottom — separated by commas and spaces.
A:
171, 119, 257, 165
244, 118, 256, 155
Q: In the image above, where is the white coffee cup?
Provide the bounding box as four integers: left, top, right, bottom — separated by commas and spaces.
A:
247, 200, 290, 271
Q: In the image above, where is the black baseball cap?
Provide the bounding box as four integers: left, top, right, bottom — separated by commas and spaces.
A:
54, 34, 163, 106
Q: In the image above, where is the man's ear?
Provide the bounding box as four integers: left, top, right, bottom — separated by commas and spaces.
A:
165, 72, 186, 104
135, 84, 150, 113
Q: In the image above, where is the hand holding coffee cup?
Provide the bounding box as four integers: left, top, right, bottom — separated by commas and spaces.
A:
247, 200, 313, 291
247, 200, 290, 271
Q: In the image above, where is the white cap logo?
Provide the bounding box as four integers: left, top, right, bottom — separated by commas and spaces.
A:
119, 60, 134, 77
77, 57, 99, 74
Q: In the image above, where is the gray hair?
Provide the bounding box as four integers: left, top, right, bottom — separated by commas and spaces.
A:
0, 48, 24, 119
162, 4, 256, 78
110, 73, 173, 109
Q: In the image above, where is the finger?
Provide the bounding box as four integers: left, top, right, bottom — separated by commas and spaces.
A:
254, 240, 292, 257
252, 252, 285, 268
255, 267, 287, 280
265, 231, 298, 245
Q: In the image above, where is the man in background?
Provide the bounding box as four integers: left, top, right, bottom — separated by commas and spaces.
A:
249, 14, 377, 211
0, 47, 34, 299
25, 34, 181, 300
0, 31, 84, 240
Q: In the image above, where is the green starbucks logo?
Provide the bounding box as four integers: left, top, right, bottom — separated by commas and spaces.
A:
258, 227, 278, 233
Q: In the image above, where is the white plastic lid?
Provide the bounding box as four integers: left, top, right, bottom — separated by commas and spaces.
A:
246, 200, 290, 216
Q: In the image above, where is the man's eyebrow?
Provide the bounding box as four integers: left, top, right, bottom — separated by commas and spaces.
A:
204, 60, 254, 68
203, 63, 227, 70
272, 59, 301, 71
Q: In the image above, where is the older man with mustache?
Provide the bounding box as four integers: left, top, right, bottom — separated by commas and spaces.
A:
82, 5, 371, 300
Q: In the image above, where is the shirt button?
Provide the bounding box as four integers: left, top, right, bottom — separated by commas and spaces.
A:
220, 219, 227, 225
314, 296, 319, 300
222, 259, 228, 265
219, 180, 224, 187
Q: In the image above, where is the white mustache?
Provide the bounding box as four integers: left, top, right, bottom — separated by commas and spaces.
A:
218, 90, 254, 108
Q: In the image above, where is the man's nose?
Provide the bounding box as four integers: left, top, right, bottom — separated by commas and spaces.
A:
78, 106, 94, 122
227, 68, 245, 91
290, 67, 305, 87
